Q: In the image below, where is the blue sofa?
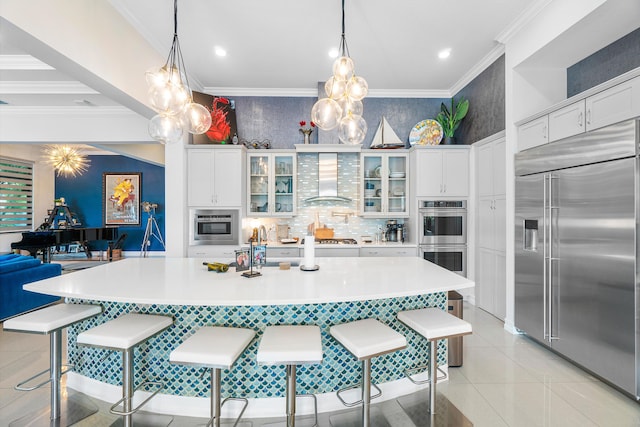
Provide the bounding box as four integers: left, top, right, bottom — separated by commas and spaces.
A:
0, 253, 61, 321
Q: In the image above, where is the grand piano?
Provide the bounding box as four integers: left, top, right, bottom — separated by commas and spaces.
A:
11, 205, 119, 262
11, 227, 119, 262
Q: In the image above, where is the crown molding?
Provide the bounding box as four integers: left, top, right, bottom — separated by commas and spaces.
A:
203, 87, 318, 97
449, 44, 505, 96
0, 105, 136, 116
495, 0, 553, 44
367, 88, 451, 98
203, 86, 452, 98
0, 81, 98, 94
0, 54, 54, 70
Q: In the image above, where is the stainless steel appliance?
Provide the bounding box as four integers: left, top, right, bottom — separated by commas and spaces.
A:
419, 200, 467, 276
418, 200, 467, 245
515, 120, 639, 398
191, 209, 239, 245
419, 245, 466, 277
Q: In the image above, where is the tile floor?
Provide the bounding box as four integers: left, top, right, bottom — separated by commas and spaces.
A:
1, 303, 639, 426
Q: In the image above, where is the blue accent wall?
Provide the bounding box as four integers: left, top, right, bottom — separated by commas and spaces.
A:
54, 156, 165, 252
567, 27, 640, 97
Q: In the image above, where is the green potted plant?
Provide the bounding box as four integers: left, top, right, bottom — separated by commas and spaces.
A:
435, 97, 469, 144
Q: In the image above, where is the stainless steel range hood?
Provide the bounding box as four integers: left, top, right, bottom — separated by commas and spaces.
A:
305, 152, 352, 203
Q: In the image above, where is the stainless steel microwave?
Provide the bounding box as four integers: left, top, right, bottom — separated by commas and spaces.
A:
191, 209, 239, 245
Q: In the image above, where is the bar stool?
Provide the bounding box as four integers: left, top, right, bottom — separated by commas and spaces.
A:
257, 325, 323, 427
77, 312, 173, 427
329, 318, 407, 427
397, 307, 472, 414
3, 303, 102, 426
170, 326, 255, 427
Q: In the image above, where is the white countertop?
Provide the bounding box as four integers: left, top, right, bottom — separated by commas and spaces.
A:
25, 257, 473, 306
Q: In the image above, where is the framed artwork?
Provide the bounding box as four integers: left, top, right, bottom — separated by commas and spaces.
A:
103, 172, 141, 226
191, 91, 238, 145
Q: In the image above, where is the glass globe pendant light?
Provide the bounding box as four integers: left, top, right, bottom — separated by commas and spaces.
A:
311, 0, 368, 144
338, 113, 367, 145
145, 0, 211, 144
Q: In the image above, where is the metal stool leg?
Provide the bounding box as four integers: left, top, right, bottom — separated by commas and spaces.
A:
362, 359, 371, 427
210, 368, 221, 427
123, 348, 134, 427
429, 339, 437, 414
51, 329, 62, 420
286, 364, 296, 427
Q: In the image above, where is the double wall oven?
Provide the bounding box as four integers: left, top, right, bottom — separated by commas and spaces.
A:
418, 200, 467, 276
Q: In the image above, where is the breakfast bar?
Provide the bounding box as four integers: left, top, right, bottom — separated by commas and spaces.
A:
24, 257, 473, 419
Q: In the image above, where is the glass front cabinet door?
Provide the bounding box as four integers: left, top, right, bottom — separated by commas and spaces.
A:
361, 153, 408, 217
248, 152, 296, 217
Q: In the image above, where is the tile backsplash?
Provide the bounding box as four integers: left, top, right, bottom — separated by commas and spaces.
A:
243, 152, 406, 242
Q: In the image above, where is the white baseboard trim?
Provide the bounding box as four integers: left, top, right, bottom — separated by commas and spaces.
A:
67, 368, 438, 418
503, 320, 520, 335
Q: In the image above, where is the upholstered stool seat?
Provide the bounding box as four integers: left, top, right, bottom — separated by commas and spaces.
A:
77, 312, 173, 427
170, 326, 255, 427
257, 325, 322, 427
3, 303, 102, 426
330, 318, 407, 427
397, 307, 472, 414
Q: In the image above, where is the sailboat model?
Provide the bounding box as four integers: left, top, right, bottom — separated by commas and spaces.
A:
370, 116, 405, 148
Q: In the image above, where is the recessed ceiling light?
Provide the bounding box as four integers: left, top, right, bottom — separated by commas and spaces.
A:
328, 48, 339, 58
214, 46, 227, 57
438, 49, 451, 59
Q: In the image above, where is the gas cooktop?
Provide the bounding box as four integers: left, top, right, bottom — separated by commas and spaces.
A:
302, 238, 358, 245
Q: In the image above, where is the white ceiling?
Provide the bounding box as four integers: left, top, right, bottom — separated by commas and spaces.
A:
0, 0, 538, 111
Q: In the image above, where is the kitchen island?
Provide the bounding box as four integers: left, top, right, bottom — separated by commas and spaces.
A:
24, 257, 473, 418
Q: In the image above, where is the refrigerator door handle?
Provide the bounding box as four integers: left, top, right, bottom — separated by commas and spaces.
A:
548, 174, 559, 342
543, 174, 549, 340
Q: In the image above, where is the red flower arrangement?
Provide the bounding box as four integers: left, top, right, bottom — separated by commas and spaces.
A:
299, 120, 316, 134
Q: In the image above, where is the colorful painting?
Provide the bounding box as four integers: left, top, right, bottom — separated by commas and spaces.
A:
192, 91, 238, 144
103, 173, 141, 226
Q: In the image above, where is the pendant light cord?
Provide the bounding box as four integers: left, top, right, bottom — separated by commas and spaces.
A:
339, 0, 350, 57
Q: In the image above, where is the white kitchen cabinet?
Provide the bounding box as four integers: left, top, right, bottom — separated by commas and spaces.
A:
585, 75, 640, 131
476, 248, 506, 320
549, 100, 585, 142
266, 246, 300, 258
361, 152, 408, 217
187, 245, 239, 260
413, 147, 469, 197
359, 246, 417, 257
475, 136, 506, 319
301, 247, 360, 257
187, 147, 244, 208
247, 151, 296, 217
518, 115, 548, 151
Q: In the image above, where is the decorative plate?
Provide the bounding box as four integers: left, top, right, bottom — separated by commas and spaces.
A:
409, 119, 444, 146
373, 165, 382, 178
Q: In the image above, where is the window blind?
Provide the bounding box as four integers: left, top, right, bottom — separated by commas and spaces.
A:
0, 157, 34, 232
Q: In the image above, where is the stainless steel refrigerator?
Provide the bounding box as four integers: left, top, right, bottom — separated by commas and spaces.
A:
515, 120, 639, 399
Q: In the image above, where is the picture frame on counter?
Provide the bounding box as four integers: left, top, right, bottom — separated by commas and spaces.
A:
235, 249, 250, 272
103, 172, 141, 226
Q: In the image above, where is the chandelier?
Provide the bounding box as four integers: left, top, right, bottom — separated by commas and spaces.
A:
311, 0, 368, 145
145, 0, 212, 144
44, 145, 90, 177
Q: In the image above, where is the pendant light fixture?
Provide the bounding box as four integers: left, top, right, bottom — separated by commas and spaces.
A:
146, 0, 212, 144
44, 145, 90, 177
311, 0, 368, 145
